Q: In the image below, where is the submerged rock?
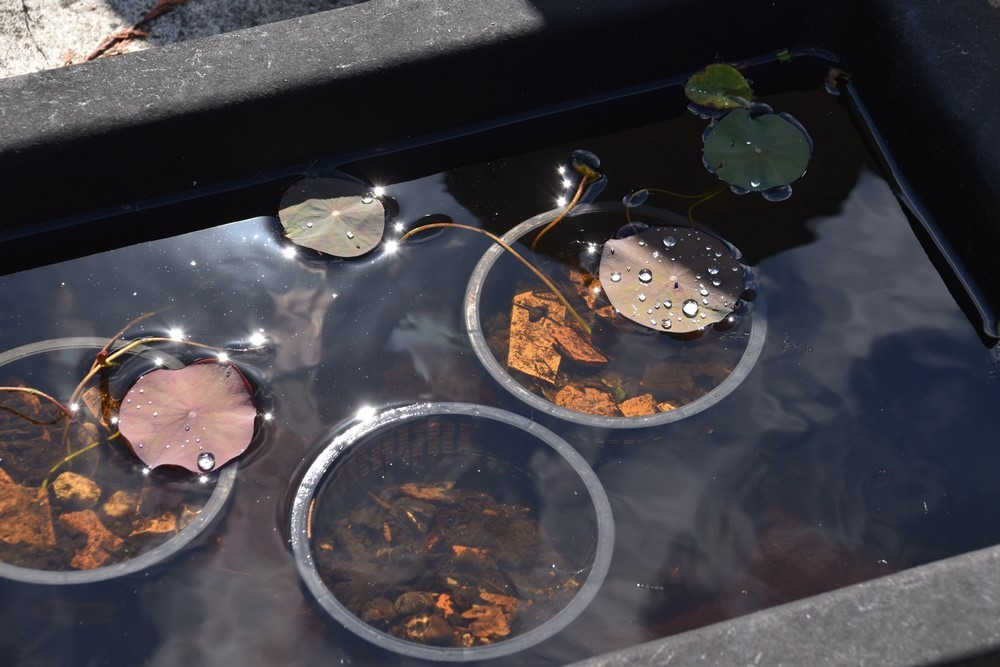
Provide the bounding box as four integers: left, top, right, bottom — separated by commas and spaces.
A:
0, 467, 55, 549
52, 471, 101, 509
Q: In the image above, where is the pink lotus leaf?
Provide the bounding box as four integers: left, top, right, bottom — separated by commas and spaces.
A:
117, 362, 257, 473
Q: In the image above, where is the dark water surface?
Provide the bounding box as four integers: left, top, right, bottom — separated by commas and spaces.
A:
0, 56, 998, 665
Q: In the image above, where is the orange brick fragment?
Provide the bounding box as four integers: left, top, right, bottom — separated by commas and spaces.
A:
0, 468, 55, 549
452, 544, 489, 559
554, 385, 619, 416
60, 510, 124, 570
507, 292, 565, 384
619, 393, 660, 417
551, 325, 608, 366
435, 593, 455, 618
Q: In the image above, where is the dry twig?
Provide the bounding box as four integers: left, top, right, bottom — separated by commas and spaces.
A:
82, 0, 187, 63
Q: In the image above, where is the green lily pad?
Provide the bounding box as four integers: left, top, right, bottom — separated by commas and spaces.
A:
278, 178, 385, 258
684, 63, 754, 110
599, 226, 744, 334
703, 110, 811, 192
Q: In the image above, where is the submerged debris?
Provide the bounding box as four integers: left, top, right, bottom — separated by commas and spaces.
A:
507, 292, 565, 384
491, 278, 744, 417
0, 388, 211, 572
313, 481, 584, 648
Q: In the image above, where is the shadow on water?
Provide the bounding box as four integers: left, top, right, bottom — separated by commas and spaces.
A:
606, 169, 1000, 640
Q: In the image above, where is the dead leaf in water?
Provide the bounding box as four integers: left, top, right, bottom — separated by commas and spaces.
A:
599, 226, 744, 333
279, 178, 385, 258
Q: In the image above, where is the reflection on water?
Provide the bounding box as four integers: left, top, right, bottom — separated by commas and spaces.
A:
1, 71, 999, 666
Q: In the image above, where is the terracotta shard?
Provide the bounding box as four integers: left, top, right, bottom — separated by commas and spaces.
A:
0, 468, 56, 549
507, 292, 565, 384
619, 393, 660, 417
130, 511, 178, 537
60, 509, 124, 570
554, 385, 619, 417
568, 269, 604, 309
552, 325, 608, 366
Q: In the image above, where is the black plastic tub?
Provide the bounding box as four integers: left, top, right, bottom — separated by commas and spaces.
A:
0, 1, 999, 666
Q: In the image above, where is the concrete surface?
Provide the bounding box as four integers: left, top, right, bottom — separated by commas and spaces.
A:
571, 543, 1000, 667
1, 0, 365, 78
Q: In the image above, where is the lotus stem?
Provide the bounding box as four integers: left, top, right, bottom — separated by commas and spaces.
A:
69, 336, 237, 409
0, 386, 75, 419
530, 174, 592, 253
399, 223, 592, 336
42, 431, 121, 490
625, 186, 727, 230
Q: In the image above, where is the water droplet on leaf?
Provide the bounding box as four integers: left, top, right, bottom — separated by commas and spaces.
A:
197, 452, 216, 472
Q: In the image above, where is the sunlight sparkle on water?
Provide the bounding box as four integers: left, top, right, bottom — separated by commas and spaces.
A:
168, 328, 185, 341
393, 221, 405, 233
372, 186, 386, 197
282, 245, 297, 260
248, 331, 268, 347
384, 240, 400, 254
216, 352, 230, 363
356, 405, 377, 421
556, 196, 567, 207
262, 412, 274, 422
69, 402, 80, 413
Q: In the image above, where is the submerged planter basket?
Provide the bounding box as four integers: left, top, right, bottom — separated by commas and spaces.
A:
0, 338, 238, 585
465, 203, 766, 431
290, 402, 614, 661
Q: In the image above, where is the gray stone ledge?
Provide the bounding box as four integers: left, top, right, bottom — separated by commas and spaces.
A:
571, 544, 1000, 667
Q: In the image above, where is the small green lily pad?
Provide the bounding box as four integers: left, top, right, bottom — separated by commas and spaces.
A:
599, 226, 744, 334
278, 179, 385, 258
703, 110, 811, 192
684, 63, 754, 110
